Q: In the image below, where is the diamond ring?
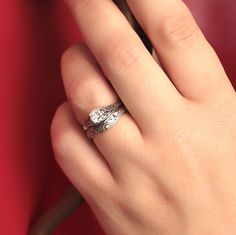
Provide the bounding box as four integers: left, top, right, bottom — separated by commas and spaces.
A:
83, 101, 127, 139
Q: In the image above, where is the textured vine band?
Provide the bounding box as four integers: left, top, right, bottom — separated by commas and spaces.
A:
83, 101, 127, 139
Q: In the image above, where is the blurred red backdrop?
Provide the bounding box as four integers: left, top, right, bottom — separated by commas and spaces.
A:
0, 0, 235, 234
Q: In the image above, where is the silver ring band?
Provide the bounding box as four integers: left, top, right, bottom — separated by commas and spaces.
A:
83, 101, 127, 139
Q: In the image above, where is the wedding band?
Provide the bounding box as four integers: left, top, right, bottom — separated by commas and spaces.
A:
83, 101, 127, 139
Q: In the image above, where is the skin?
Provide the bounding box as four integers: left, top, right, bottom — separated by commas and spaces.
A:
30, 2, 139, 234
51, 0, 236, 234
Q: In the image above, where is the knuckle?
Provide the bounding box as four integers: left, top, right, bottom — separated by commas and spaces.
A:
50, 103, 72, 158
61, 46, 76, 67
61, 43, 84, 69
51, 103, 67, 139
67, 78, 85, 103
67, 78, 98, 110
100, 36, 140, 73
51, 133, 68, 162
158, 12, 199, 45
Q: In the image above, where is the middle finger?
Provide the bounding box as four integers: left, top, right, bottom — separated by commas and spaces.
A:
66, 0, 183, 132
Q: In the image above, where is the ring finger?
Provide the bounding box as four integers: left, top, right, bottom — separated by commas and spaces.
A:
61, 43, 144, 176
65, 0, 183, 133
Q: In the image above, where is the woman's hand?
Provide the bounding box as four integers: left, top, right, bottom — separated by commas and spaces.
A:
51, 0, 236, 234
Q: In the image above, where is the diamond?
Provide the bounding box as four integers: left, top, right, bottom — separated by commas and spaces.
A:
89, 108, 107, 125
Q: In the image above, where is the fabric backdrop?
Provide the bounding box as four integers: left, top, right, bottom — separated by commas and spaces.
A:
0, 0, 235, 234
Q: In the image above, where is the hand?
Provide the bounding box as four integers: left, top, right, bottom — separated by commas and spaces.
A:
51, 0, 236, 234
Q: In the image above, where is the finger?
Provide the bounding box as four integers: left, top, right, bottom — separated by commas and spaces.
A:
126, 0, 235, 102
51, 102, 115, 200
65, 0, 183, 131
61, 43, 144, 175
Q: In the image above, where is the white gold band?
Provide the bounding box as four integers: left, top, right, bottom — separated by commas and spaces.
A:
83, 101, 127, 139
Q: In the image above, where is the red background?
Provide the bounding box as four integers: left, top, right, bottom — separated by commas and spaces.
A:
0, 0, 235, 234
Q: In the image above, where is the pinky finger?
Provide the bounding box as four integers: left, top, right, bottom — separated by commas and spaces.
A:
50, 102, 116, 201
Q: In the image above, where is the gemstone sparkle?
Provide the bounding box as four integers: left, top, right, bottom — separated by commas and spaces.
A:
89, 108, 106, 125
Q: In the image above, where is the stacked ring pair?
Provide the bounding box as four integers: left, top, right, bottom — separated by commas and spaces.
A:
83, 101, 128, 139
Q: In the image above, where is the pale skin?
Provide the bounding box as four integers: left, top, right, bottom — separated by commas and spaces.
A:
50, 0, 236, 234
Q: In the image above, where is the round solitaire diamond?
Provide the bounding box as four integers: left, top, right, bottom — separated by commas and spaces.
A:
89, 108, 106, 125
85, 103, 127, 139
83, 101, 127, 136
